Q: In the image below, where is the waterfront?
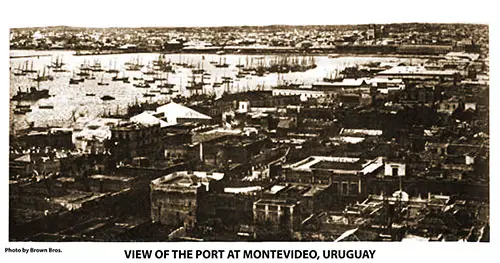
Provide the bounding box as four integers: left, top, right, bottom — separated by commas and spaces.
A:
9, 50, 411, 133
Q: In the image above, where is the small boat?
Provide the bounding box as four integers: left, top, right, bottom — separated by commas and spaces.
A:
160, 89, 173, 95
157, 82, 175, 89
192, 68, 204, 74
100, 95, 115, 101
236, 72, 247, 78
76, 71, 90, 77
13, 70, 27, 76
125, 64, 142, 71
70, 78, 84, 84
16, 104, 31, 109
86, 93, 96, 97
14, 108, 31, 115
133, 82, 150, 88
14, 103, 32, 114
143, 93, 156, 97
39, 104, 54, 109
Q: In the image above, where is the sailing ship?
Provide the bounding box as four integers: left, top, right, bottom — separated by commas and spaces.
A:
186, 74, 205, 95
69, 71, 85, 84
32, 67, 54, 82
48, 55, 67, 72
90, 59, 104, 72
153, 72, 169, 82
144, 77, 155, 84
112, 71, 129, 83
22, 60, 37, 74
214, 56, 229, 68
13, 64, 27, 76
235, 57, 244, 68
106, 60, 120, 74
97, 74, 109, 86
125, 56, 144, 71
323, 68, 343, 83
212, 77, 223, 87
142, 62, 157, 75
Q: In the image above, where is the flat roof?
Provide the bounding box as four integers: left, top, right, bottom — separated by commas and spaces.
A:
254, 199, 297, 206
151, 171, 224, 188
313, 78, 370, 88
302, 185, 328, 197
340, 128, 383, 136
224, 186, 262, 194
88, 174, 134, 182
312, 160, 363, 171
265, 185, 287, 195
288, 156, 384, 175
289, 156, 360, 172
378, 66, 459, 76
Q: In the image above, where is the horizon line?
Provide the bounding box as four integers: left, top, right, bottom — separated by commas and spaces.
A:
10, 22, 489, 30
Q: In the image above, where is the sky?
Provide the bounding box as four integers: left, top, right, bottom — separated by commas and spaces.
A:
0, 0, 494, 28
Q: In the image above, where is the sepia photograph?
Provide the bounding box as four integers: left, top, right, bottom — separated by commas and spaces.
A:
2, 6, 497, 263
8, 21, 490, 243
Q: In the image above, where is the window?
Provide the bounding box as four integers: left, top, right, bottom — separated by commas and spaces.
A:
332, 182, 339, 194
341, 182, 349, 195
350, 183, 358, 195
392, 166, 399, 176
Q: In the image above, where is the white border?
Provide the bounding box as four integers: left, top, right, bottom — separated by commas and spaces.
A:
1, 0, 497, 262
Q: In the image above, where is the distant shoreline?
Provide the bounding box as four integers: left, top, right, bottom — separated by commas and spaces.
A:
9, 48, 443, 59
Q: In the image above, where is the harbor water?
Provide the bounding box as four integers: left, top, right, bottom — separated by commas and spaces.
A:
9, 50, 413, 133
